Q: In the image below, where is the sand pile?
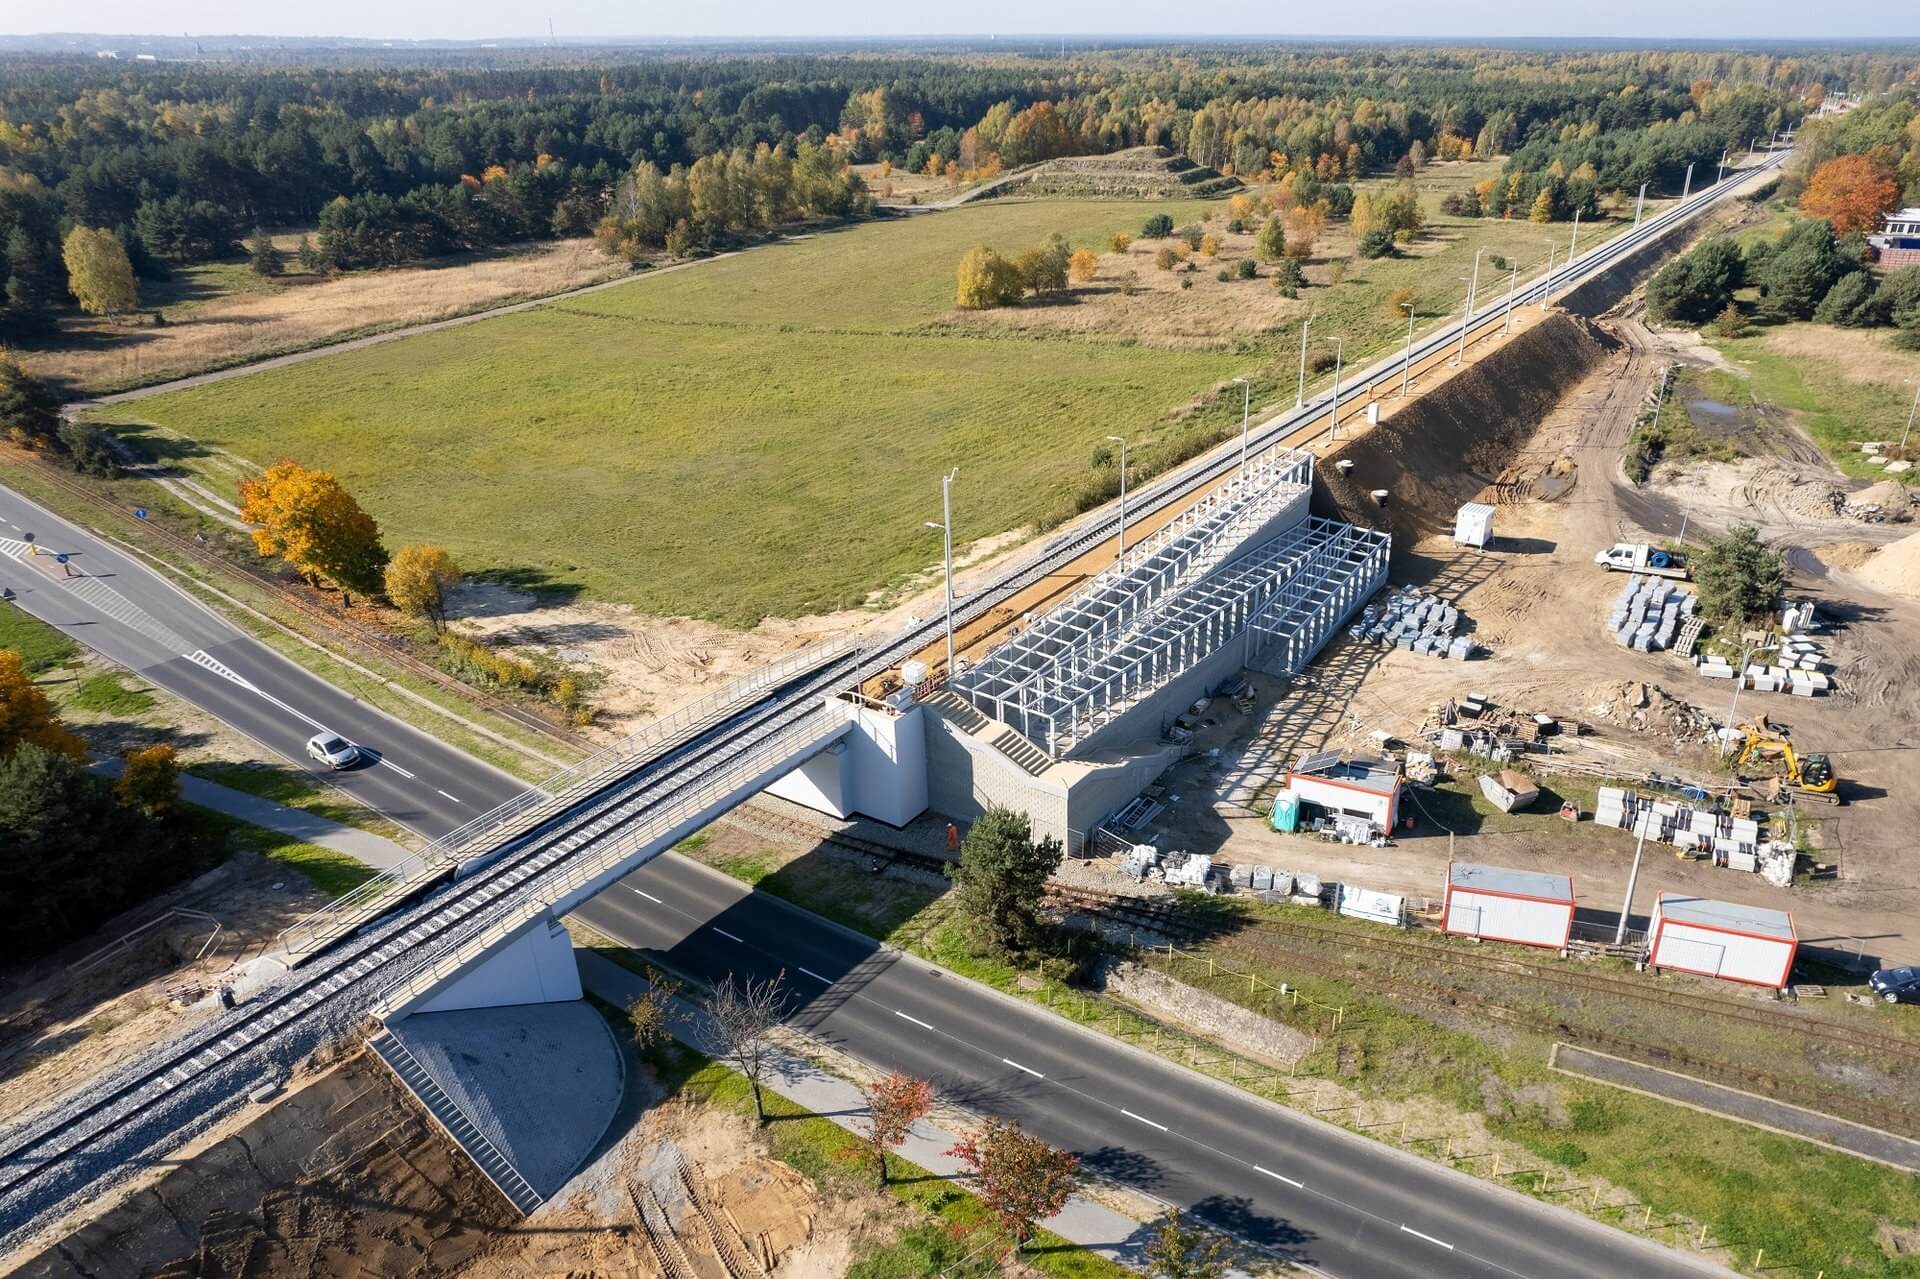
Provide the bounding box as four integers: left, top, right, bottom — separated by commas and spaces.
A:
1813, 541, 1879, 571
1856, 531, 1920, 598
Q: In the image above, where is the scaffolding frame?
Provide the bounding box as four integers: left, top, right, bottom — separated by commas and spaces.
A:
959, 513, 1389, 757
959, 449, 1310, 713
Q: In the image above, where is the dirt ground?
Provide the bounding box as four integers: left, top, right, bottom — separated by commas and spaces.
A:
19, 240, 624, 395
0, 854, 331, 1130
446, 526, 1036, 734
1142, 303, 1920, 969
16, 1026, 1061, 1279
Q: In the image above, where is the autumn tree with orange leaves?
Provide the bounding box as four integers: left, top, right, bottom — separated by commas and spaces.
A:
0, 651, 86, 762
1799, 155, 1900, 236
239, 460, 387, 600
860, 1072, 934, 1188
946, 1118, 1080, 1254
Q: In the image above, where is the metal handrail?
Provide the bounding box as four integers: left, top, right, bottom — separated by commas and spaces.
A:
278, 636, 858, 954
375, 706, 845, 1012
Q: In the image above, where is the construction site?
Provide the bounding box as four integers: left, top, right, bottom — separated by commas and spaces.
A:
12, 134, 1920, 1279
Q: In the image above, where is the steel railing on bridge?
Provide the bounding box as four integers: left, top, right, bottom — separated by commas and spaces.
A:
373, 703, 850, 1015
278, 636, 859, 958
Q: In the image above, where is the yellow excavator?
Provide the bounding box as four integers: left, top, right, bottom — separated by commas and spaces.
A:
1734, 719, 1840, 805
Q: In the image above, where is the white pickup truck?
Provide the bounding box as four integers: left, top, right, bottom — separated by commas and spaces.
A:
1594, 542, 1690, 580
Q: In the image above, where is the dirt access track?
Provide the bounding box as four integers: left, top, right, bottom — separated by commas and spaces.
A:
1165, 295, 1920, 970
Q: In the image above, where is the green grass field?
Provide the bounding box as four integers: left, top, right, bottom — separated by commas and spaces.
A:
0, 604, 79, 673
99, 181, 1643, 626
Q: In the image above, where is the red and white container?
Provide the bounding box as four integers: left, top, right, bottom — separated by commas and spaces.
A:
1648, 894, 1797, 989
1443, 862, 1575, 950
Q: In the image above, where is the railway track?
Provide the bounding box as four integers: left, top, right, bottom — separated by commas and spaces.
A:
0, 151, 1786, 1245
1046, 885, 1920, 1138
0, 645, 867, 1232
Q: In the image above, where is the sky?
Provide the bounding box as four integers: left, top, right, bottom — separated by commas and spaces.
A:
20, 1, 1913, 42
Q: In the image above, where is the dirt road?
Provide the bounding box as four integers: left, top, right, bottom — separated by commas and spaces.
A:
1167, 304, 1920, 969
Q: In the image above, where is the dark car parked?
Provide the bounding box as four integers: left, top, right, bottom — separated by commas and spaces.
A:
1869, 966, 1920, 1005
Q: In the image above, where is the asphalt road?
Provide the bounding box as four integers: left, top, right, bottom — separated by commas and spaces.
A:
2, 473, 1737, 1277
577, 855, 1735, 1279
0, 483, 516, 839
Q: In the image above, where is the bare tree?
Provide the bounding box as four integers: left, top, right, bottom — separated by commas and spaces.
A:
705, 969, 787, 1124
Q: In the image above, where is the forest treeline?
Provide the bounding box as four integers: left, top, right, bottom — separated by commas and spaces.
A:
0, 44, 1907, 339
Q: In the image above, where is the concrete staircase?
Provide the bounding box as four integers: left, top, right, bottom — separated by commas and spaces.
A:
988, 728, 1055, 777
922, 690, 1054, 777
369, 1030, 543, 1215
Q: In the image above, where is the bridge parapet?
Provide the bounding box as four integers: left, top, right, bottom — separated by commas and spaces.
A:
278, 637, 859, 963
372, 703, 852, 1019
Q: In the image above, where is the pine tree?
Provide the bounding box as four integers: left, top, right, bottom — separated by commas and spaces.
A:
247, 228, 282, 278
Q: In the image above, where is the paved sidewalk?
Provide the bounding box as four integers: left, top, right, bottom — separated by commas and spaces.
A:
167, 766, 419, 873
576, 950, 1180, 1271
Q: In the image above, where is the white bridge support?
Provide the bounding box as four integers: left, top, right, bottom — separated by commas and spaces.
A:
411, 915, 582, 1015
376, 698, 928, 1019
766, 697, 929, 826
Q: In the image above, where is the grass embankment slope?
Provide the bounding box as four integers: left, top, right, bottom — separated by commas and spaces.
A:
683, 832, 1920, 1279
99, 169, 1641, 627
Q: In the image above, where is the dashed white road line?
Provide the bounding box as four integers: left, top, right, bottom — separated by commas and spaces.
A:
894, 1010, 934, 1030
379, 758, 417, 780
712, 927, 744, 943
436, 789, 460, 803
796, 966, 832, 984
630, 888, 663, 904
1399, 1225, 1454, 1251
1002, 1058, 1043, 1078
1121, 1109, 1169, 1132
1255, 1165, 1304, 1189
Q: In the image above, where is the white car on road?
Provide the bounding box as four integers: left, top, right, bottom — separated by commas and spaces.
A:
305, 732, 361, 769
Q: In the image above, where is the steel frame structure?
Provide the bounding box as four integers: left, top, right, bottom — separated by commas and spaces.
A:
960, 512, 1389, 757
955, 450, 1310, 727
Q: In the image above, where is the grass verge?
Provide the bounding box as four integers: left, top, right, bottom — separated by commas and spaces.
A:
198, 807, 377, 898
0, 455, 571, 785
187, 759, 414, 844
594, 988, 1129, 1279
682, 836, 1920, 1278
0, 602, 80, 673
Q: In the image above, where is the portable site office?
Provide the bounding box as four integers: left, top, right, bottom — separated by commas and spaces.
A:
1442, 862, 1575, 950
1647, 894, 1797, 989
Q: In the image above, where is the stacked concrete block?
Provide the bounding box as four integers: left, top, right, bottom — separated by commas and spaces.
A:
1606, 574, 1697, 652
1349, 588, 1480, 660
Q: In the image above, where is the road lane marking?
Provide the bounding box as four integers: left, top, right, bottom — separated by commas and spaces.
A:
1002, 1058, 1043, 1078
436, 789, 460, 803
1255, 1165, 1304, 1188
894, 1011, 934, 1030
379, 758, 417, 780
1122, 1109, 1168, 1132
1399, 1226, 1454, 1251
712, 927, 744, 943
630, 888, 663, 904
796, 967, 831, 984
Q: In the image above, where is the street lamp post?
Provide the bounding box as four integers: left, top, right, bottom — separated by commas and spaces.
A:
924, 468, 958, 679
1328, 339, 1345, 442
1681, 161, 1695, 201
1455, 251, 1482, 367
1901, 383, 1920, 458
1502, 263, 1519, 335
1566, 208, 1582, 272
1295, 316, 1312, 409
1717, 148, 1728, 186
1233, 376, 1252, 478
1106, 435, 1129, 570
1633, 182, 1647, 229
1399, 302, 1416, 396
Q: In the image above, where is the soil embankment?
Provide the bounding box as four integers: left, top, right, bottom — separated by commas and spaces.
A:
1311, 311, 1618, 567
